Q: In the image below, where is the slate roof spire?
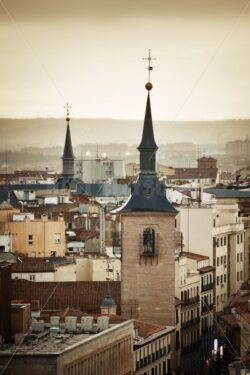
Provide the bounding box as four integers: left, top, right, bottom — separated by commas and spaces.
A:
138, 93, 158, 173
113, 50, 176, 213
62, 103, 75, 160
138, 49, 158, 174
62, 103, 75, 179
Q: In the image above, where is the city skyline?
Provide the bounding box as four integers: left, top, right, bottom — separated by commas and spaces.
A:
1, 0, 250, 121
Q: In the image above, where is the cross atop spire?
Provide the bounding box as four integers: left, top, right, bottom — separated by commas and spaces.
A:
64, 103, 72, 123
142, 49, 156, 89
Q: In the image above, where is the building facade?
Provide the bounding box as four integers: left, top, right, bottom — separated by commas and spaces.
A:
0, 212, 66, 258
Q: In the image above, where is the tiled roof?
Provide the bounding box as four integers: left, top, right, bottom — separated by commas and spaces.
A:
134, 320, 166, 339
171, 168, 218, 179
71, 228, 99, 241
199, 266, 214, 273
241, 312, 250, 324
222, 314, 239, 328
181, 251, 209, 261
11, 257, 76, 273
11, 280, 121, 313
12, 262, 55, 273
23, 202, 79, 218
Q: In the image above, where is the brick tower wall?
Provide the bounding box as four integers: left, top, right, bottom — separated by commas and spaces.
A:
121, 212, 176, 326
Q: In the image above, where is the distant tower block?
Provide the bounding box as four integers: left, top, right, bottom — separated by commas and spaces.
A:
116, 51, 177, 326
62, 103, 75, 179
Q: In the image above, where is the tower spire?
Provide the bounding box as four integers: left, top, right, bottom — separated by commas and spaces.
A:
138, 50, 158, 173
62, 103, 75, 179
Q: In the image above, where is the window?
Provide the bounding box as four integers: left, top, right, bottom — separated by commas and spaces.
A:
237, 253, 239, 262
216, 276, 219, 285
51, 251, 56, 257
240, 271, 243, 281
54, 233, 61, 244
224, 274, 226, 283
142, 228, 155, 254
237, 272, 239, 281
28, 234, 33, 245
29, 275, 36, 281
220, 238, 223, 246
224, 237, 227, 246
221, 256, 223, 265
240, 253, 243, 262
217, 258, 219, 267
241, 234, 243, 243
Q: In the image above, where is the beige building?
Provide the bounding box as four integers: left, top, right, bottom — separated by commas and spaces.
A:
176, 203, 245, 314
175, 250, 214, 371
133, 321, 175, 375
0, 318, 134, 375
0, 211, 66, 258
75, 256, 121, 281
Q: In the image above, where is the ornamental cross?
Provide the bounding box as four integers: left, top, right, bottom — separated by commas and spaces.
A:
64, 103, 72, 117
142, 49, 156, 81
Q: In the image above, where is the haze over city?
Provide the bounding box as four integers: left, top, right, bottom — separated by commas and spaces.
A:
1, 0, 250, 126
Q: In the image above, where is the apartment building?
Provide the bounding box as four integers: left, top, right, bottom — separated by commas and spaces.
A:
0, 211, 66, 258
176, 202, 245, 315
175, 251, 214, 371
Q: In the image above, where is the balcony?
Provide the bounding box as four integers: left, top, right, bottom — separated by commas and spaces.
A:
182, 296, 200, 307
201, 304, 213, 314
182, 317, 200, 329
212, 222, 244, 236
201, 283, 213, 292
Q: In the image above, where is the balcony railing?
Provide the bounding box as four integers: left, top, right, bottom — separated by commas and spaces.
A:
201, 283, 213, 292
182, 317, 200, 329
181, 296, 200, 307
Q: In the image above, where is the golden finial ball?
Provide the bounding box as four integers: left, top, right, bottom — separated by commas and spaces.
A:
145, 82, 153, 91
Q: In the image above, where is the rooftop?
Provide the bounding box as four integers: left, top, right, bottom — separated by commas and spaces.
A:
181, 251, 209, 261
11, 280, 121, 314
0, 319, 132, 356
205, 188, 250, 199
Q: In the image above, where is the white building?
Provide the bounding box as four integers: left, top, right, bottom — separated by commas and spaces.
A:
74, 158, 125, 183
176, 203, 245, 314
0, 233, 12, 252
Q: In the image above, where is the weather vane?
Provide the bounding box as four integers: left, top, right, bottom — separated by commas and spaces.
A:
64, 103, 72, 122
142, 49, 156, 91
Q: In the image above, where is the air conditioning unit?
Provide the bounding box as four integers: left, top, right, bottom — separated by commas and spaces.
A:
65, 316, 77, 332
81, 316, 93, 331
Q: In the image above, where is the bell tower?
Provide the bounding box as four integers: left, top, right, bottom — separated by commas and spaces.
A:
117, 51, 177, 326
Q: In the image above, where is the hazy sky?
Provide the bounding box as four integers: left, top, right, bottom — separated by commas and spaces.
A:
1, 0, 250, 120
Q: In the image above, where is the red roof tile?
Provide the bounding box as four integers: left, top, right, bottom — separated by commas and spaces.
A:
134, 320, 166, 339
11, 279, 121, 314
181, 251, 209, 261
